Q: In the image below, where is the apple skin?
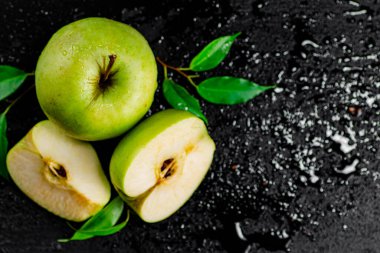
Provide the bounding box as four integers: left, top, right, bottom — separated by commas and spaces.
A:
35, 17, 157, 141
110, 109, 215, 222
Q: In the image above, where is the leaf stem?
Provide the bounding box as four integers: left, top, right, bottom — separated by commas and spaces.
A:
4, 84, 35, 115
66, 222, 78, 232
186, 76, 198, 88
163, 65, 168, 79
156, 57, 198, 88
178, 67, 191, 71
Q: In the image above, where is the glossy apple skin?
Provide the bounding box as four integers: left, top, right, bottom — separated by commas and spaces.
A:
35, 17, 157, 141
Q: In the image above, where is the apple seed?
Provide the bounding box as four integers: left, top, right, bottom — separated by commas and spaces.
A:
159, 158, 176, 180
47, 160, 67, 179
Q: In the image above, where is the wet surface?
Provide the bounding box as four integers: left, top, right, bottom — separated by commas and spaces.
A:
1, 0, 380, 252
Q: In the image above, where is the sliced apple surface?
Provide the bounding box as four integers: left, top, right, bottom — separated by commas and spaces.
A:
6, 120, 111, 222
110, 109, 215, 223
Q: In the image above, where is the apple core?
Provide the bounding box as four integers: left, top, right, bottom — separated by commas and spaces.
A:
159, 158, 176, 180
44, 160, 68, 186
47, 160, 67, 178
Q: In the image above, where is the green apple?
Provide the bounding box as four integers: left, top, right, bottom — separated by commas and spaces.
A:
6, 120, 111, 222
110, 109, 215, 223
35, 17, 157, 141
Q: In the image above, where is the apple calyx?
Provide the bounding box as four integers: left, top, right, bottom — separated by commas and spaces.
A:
99, 54, 117, 91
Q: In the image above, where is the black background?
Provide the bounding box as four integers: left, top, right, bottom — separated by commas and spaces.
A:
1, 0, 380, 252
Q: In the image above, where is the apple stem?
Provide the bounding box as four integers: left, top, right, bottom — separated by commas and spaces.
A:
100, 54, 117, 85
156, 57, 198, 88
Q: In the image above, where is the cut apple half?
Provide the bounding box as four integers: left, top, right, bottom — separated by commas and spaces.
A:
6, 120, 111, 222
110, 109, 215, 223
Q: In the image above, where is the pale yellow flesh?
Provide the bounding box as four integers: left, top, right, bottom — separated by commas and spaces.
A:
6, 121, 111, 221
123, 117, 215, 222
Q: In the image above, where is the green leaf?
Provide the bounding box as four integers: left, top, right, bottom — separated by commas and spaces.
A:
58, 210, 130, 242
163, 79, 208, 124
189, 33, 240, 71
58, 196, 128, 242
0, 66, 28, 101
197, 76, 275, 105
79, 196, 124, 230
0, 113, 9, 180
72, 211, 130, 237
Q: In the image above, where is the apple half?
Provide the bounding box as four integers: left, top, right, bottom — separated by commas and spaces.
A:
110, 109, 215, 223
6, 121, 111, 222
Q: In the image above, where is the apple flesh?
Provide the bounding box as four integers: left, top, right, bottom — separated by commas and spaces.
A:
6, 121, 111, 221
110, 109, 215, 223
35, 17, 157, 141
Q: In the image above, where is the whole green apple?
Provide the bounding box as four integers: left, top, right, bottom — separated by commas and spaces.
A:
110, 109, 215, 223
35, 17, 157, 141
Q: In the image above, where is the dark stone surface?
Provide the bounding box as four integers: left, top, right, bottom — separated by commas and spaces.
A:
1, 0, 380, 252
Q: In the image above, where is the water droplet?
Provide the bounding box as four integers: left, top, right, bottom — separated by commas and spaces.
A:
329, 132, 357, 153
335, 159, 359, 175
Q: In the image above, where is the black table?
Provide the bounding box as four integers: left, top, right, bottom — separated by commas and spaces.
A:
1, 0, 380, 252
